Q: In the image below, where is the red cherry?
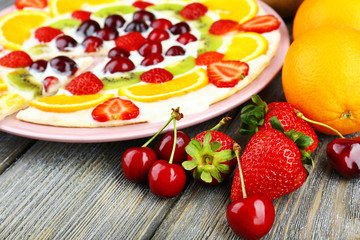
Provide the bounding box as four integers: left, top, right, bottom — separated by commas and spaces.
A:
156, 131, 190, 164
104, 14, 126, 29
148, 160, 186, 198
29, 59, 47, 73
56, 35, 77, 51
108, 47, 130, 58
141, 53, 164, 66
82, 36, 103, 53
169, 22, 190, 35
148, 29, 170, 42
104, 57, 135, 73
43, 76, 59, 92
97, 27, 119, 41
176, 32, 197, 45
133, 10, 155, 22
165, 46, 185, 56
326, 137, 360, 178
122, 147, 157, 183
151, 18, 172, 30
227, 194, 275, 239
138, 41, 162, 57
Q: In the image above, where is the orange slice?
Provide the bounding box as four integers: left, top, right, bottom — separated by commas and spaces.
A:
202, 0, 258, 24
29, 94, 114, 113
0, 93, 26, 118
223, 32, 268, 62
0, 10, 49, 50
119, 69, 208, 102
49, 0, 118, 16
0, 77, 8, 92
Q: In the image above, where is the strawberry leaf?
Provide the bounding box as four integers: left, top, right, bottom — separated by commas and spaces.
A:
211, 141, 222, 152
239, 95, 268, 135
216, 163, 231, 174
185, 139, 203, 159
270, 116, 285, 133
210, 168, 222, 183
201, 171, 212, 183
214, 150, 236, 163
182, 160, 197, 171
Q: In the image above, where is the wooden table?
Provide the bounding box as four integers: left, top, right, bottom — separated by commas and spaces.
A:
0, 1, 359, 239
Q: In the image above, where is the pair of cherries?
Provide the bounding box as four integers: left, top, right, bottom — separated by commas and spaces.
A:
121, 108, 190, 198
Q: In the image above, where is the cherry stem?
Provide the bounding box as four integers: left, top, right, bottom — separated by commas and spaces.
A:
233, 142, 247, 199
142, 107, 184, 148
295, 110, 345, 139
210, 117, 232, 131
169, 118, 177, 164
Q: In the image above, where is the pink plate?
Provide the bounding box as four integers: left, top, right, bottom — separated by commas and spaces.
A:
0, 1, 290, 143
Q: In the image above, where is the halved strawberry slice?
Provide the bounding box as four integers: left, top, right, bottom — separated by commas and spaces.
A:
71, 10, 92, 22
15, 0, 47, 9
207, 61, 249, 88
196, 51, 224, 66
115, 32, 147, 51
180, 3, 208, 20
0, 51, 33, 68
209, 20, 239, 35
140, 68, 173, 83
65, 72, 104, 95
239, 15, 281, 33
92, 97, 140, 122
132, 1, 154, 9
35, 27, 63, 43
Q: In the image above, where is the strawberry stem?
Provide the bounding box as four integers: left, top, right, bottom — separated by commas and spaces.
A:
295, 110, 344, 139
169, 118, 177, 164
233, 143, 247, 199
142, 107, 184, 147
210, 117, 232, 131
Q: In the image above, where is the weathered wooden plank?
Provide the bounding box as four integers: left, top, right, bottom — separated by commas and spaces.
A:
0, 133, 35, 174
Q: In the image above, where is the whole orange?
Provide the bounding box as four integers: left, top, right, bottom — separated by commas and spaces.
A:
293, 0, 360, 39
282, 25, 360, 135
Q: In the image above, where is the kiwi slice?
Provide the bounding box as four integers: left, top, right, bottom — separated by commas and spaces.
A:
101, 72, 142, 90
28, 45, 51, 55
197, 34, 223, 55
48, 19, 82, 30
7, 69, 43, 97
192, 16, 214, 34
92, 5, 136, 18
147, 3, 184, 15
164, 56, 196, 77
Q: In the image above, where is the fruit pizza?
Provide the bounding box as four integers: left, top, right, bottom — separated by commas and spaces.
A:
0, 0, 281, 127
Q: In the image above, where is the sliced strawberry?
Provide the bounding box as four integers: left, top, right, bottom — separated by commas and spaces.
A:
92, 97, 140, 122
209, 20, 239, 35
180, 3, 208, 20
71, 10, 92, 22
140, 68, 173, 83
43, 76, 59, 93
239, 15, 281, 33
35, 27, 63, 43
132, 1, 154, 9
0, 51, 33, 68
196, 51, 224, 66
65, 72, 104, 95
115, 32, 147, 51
207, 61, 249, 88
15, 0, 47, 9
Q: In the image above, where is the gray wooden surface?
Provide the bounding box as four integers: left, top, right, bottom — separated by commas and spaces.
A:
0, 1, 360, 239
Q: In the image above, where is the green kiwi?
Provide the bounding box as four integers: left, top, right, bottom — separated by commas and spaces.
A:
192, 15, 214, 34
28, 44, 51, 55
7, 69, 43, 97
101, 72, 142, 90
164, 56, 196, 77
197, 34, 223, 55
147, 3, 184, 16
48, 19, 81, 29
92, 5, 136, 18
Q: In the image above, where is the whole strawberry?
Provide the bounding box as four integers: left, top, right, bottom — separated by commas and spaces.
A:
240, 95, 318, 153
231, 117, 314, 201
182, 118, 236, 185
